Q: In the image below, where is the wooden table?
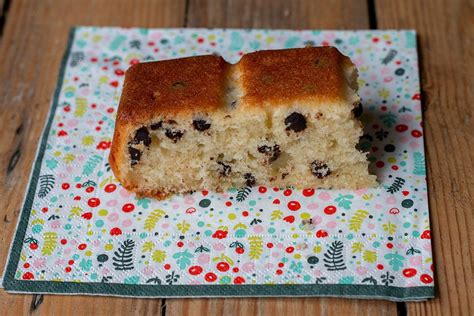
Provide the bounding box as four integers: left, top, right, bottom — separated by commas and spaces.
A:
0, 0, 472, 315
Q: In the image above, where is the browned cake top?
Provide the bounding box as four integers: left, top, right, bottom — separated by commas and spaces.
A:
238, 47, 352, 106
117, 55, 229, 123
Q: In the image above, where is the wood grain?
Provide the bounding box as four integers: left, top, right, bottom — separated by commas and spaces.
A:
186, 0, 370, 29
0, 0, 185, 315
376, 0, 474, 315
165, 1, 396, 315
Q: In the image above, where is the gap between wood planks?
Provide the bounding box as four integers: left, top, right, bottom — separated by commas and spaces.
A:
0, 0, 12, 37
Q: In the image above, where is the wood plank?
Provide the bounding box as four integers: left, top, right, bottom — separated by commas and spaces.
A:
186, 0, 369, 29
376, 0, 474, 315
0, 0, 185, 315
166, 1, 398, 315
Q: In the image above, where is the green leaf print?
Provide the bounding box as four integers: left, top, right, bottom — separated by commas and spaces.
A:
144, 209, 166, 232
124, 276, 140, 284
236, 187, 251, 202
68, 206, 82, 218
413, 152, 426, 175
323, 241, 346, 271
339, 276, 354, 284
289, 261, 303, 273
82, 154, 102, 176
136, 197, 151, 209
229, 31, 244, 51
141, 241, 154, 253
79, 259, 93, 271
41, 232, 58, 256
109, 35, 127, 50
383, 221, 397, 235
45, 158, 58, 170
271, 210, 283, 220
386, 177, 405, 194
177, 220, 191, 234
351, 242, 364, 253
349, 210, 369, 232
74, 97, 87, 118
384, 253, 405, 271
335, 194, 354, 210
173, 250, 194, 269
152, 250, 167, 263
363, 250, 377, 263
112, 239, 135, 271
248, 236, 263, 260
38, 174, 55, 198
380, 112, 397, 127
362, 276, 377, 285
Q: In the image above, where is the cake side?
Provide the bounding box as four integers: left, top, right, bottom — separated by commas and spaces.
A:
109, 47, 377, 199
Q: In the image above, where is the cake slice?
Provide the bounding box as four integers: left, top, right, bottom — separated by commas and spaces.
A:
109, 47, 377, 199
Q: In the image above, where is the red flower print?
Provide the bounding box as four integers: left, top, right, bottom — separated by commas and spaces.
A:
212, 230, 228, 239
402, 268, 417, 278
110, 227, 122, 236
216, 262, 230, 272
421, 230, 431, 239
188, 266, 203, 275
22, 272, 34, 280
96, 141, 111, 150
204, 272, 217, 282
420, 274, 433, 284
233, 276, 245, 284
316, 230, 329, 238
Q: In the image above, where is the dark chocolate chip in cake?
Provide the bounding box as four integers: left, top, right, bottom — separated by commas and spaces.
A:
310, 160, 331, 178
257, 144, 281, 162
281, 172, 289, 179
244, 173, 256, 186
217, 161, 232, 177
285, 112, 307, 132
352, 103, 363, 118
193, 119, 211, 131
129, 147, 141, 165
165, 129, 184, 142
133, 127, 151, 146
230, 100, 237, 108
150, 121, 163, 130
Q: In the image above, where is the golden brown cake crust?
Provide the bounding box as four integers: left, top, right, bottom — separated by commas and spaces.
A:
238, 46, 352, 106
117, 55, 229, 124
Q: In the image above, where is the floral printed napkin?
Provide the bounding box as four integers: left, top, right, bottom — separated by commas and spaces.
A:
2, 27, 434, 301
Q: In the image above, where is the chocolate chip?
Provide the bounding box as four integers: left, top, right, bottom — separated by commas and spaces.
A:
129, 147, 141, 165
257, 144, 281, 162
310, 160, 331, 178
285, 112, 307, 132
230, 100, 237, 108
193, 119, 211, 131
165, 129, 184, 142
133, 127, 151, 146
281, 172, 289, 179
217, 161, 232, 177
257, 145, 271, 154
352, 103, 363, 118
150, 121, 163, 130
244, 173, 256, 186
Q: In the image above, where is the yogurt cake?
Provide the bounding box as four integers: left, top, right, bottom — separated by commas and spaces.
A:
109, 47, 377, 199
